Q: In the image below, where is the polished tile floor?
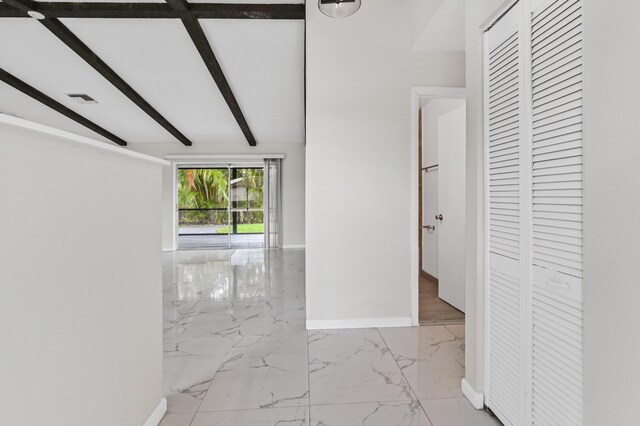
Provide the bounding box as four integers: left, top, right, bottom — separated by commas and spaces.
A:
160, 249, 501, 426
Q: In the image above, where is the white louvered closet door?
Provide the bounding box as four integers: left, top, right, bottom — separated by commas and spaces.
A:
529, 0, 583, 424
484, 3, 525, 425
485, 0, 584, 424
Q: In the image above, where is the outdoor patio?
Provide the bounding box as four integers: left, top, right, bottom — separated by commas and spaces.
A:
178, 233, 264, 250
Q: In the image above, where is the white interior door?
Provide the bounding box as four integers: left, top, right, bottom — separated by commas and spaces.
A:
437, 103, 466, 312
529, 0, 584, 423
422, 103, 439, 278
422, 169, 438, 276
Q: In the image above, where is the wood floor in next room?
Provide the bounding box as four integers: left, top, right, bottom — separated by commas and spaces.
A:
419, 274, 466, 325
161, 249, 499, 426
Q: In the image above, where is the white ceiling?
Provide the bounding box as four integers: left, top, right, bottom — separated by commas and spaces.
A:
200, 19, 305, 144
63, 18, 247, 144
0, 6, 305, 146
411, 0, 465, 52
0, 80, 115, 144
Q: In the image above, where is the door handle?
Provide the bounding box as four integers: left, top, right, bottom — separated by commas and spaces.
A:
424, 225, 436, 231
435, 214, 443, 221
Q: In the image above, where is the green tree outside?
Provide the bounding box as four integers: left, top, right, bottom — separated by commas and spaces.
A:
178, 168, 264, 233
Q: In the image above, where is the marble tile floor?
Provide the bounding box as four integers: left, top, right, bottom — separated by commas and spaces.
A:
160, 249, 501, 426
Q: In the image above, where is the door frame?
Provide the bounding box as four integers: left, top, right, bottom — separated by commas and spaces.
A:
410, 87, 466, 326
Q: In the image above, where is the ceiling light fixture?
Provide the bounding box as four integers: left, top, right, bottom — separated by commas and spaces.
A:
27, 11, 46, 20
318, 0, 361, 18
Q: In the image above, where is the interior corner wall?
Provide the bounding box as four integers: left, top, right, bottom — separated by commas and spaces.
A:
0, 124, 163, 426
464, 0, 509, 396
127, 142, 306, 250
305, 0, 464, 325
582, 1, 640, 424
409, 0, 446, 46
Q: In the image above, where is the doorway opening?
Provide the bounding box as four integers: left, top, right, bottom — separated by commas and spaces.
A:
413, 89, 467, 325
177, 164, 268, 250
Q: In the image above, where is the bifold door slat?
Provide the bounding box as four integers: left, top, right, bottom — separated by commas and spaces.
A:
532, 0, 580, 26
532, 42, 581, 78
532, 6, 582, 46
531, 22, 582, 61
533, 146, 581, 164
490, 32, 518, 59
533, 105, 581, 128
532, 139, 582, 155
532, 64, 581, 94
532, 83, 582, 108
533, 236, 581, 253
532, 340, 582, 383
531, 91, 581, 118
532, 0, 581, 38
531, 5, 584, 422
485, 13, 523, 424
490, 84, 519, 106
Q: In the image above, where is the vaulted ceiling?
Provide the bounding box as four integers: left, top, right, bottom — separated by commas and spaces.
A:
0, 0, 305, 147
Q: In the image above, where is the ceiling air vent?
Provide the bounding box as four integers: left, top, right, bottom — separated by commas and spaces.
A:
67, 93, 97, 104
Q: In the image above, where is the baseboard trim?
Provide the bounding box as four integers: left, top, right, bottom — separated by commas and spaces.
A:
306, 317, 413, 330
282, 244, 305, 249
142, 397, 167, 426
461, 378, 484, 409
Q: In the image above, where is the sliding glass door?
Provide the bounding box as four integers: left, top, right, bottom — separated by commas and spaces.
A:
264, 159, 281, 249
177, 161, 280, 250
178, 167, 231, 249
230, 167, 264, 247
178, 165, 265, 250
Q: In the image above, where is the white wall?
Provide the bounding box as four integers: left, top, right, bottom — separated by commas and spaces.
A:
463, 0, 505, 395
127, 142, 306, 250
306, 0, 465, 326
411, 0, 466, 52
0, 122, 164, 425
409, 0, 445, 48
582, 1, 640, 424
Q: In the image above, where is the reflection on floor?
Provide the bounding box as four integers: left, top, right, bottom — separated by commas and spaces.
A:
178, 234, 263, 250
419, 273, 465, 325
161, 249, 500, 426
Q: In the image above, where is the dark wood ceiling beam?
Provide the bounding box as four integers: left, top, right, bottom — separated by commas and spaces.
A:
0, 4, 26, 17
26, 16, 193, 146
0, 2, 305, 19
166, 0, 257, 146
0, 67, 127, 146
1, 0, 35, 13
192, 3, 304, 19
0, 2, 29, 18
